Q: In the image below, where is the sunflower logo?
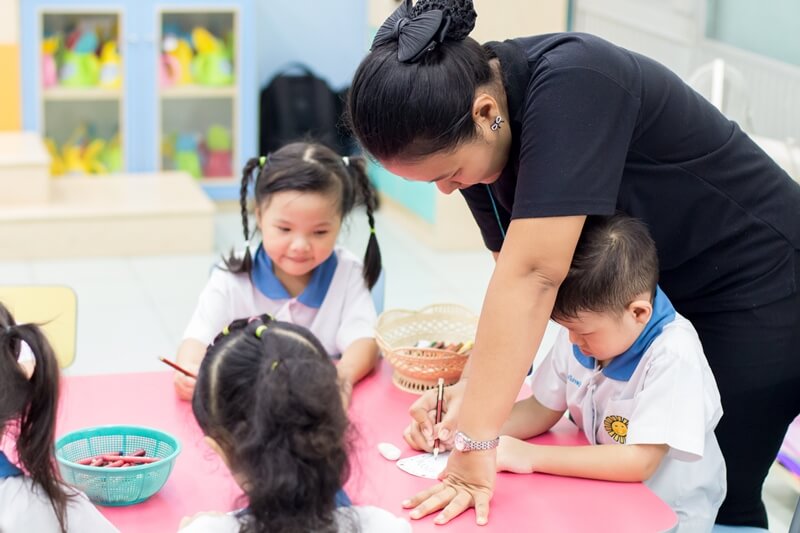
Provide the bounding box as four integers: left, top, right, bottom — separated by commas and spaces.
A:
604, 415, 629, 444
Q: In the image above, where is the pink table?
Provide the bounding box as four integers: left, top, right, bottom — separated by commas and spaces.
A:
58, 362, 678, 532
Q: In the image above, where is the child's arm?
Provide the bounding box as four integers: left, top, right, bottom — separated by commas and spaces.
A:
174, 339, 207, 401
337, 338, 379, 406
501, 395, 565, 439
497, 437, 669, 482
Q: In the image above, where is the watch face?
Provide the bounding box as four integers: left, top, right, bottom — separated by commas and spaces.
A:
454, 432, 467, 452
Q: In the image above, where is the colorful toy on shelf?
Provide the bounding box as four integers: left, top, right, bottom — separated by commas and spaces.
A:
62, 144, 89, 175
161, 132, 176, 162
83, 138, 108, 174
99, 41, 122, 89
99, 134, 124, 173
163, 34, 193, 85
60, 124, 90, 175
191, 27, 233, 86
46, 126, 122, 177
60, 30, 100, 87
44, 137, 65, 176
174, 133, 202, 178
203, 124, 232, 178
41, 34, 59, 88
72, 30, 98, 54
223, 32, 235, 62
159, 48, 181, 88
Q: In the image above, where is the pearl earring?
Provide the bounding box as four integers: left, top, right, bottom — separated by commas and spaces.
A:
491, 116, 504, 131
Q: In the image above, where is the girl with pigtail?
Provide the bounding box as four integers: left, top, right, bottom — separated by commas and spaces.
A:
175, 142, 382, 407
0, 302, 118, 533
179, 315, 410, 533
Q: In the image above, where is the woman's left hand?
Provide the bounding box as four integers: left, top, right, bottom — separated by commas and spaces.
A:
402, 448, 496, 525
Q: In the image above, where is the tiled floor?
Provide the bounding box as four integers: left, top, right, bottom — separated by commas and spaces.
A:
1, 205, 796, 530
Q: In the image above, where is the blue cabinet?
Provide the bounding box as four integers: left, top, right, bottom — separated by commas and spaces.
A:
20, 0, 256, 200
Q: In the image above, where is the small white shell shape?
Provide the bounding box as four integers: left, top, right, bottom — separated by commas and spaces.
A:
377, 442, 402, 461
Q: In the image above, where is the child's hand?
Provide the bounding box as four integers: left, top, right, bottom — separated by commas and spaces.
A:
496, 436, 537, 474
173, 366, 199, 401
179, 511, 225, 529
339, 379, 353, 409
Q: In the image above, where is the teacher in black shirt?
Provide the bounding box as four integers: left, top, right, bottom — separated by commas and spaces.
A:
347, 0, 800, 528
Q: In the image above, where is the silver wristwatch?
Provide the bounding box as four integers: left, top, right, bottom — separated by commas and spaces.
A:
453, 431, 500, 452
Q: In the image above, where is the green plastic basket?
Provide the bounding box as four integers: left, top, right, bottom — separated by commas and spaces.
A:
55, 425, 181, 506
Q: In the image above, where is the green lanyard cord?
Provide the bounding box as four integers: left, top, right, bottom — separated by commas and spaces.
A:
486, 184, 506, 239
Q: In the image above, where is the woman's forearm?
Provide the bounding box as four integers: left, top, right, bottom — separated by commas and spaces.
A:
457, 216, 585, 442
458, 268, 558, 440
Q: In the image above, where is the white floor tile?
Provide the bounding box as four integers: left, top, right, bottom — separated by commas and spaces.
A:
0, 261, 34, 284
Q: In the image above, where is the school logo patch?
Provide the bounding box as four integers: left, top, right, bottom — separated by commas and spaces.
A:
604, 415, 629, 444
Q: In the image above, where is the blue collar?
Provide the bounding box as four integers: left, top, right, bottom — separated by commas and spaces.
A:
572, 286, 676, 381
251, 245, 337, 308
0, 451, 23, 478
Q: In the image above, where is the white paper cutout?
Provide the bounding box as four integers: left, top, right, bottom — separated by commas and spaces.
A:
396, 452, 450, 479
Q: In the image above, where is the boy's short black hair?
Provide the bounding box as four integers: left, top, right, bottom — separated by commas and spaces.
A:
552, 214, 659, 320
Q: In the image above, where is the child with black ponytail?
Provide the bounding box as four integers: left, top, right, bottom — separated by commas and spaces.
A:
175, 142, 383, 406
0, 302, 117, 532
179, 315, 410, 533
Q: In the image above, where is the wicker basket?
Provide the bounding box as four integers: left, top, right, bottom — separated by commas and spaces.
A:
376, 303, 478, 394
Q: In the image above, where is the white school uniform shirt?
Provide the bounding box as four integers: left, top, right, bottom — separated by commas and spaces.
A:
178, 505, 412, 533
183, 245, 376, 356
531, 293, 726, 533
0, 475, 119, 532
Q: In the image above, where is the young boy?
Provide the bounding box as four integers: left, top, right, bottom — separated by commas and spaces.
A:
497, 214, 726, 533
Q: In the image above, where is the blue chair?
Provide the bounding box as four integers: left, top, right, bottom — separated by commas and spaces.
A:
371, 270, 386, 315
712, 526, 769, 533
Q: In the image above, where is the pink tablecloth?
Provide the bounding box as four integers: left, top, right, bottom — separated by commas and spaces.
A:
57, 361, 677, 532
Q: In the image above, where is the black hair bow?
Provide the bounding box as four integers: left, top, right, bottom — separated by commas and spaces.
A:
370, 0, 450, 63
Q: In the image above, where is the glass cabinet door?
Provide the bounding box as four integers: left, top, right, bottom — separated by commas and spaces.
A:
40, 10, 124, 175
158, 9, 238, 190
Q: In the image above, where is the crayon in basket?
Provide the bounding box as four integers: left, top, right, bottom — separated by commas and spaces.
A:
413, 340, 474, 355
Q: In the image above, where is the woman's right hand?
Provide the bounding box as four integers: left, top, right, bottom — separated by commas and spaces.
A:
173, 366, 199, 401
403, 379, 467, 452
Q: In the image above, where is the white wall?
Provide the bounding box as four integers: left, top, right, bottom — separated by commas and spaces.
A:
369, 0, 567, 41
574, 0, 800, 141
256, 0, 367, 91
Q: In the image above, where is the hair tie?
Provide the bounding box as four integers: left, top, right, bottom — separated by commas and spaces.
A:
255, 324, 268, 339
222, 325, 230, 336
370, 227, 376, 235
342, 156, 350, 167
270, 360, 280, 372
371, 0, 450, 63
259, 155, 267, 167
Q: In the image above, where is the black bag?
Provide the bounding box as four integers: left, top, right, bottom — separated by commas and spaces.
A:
259, 63, 352, 156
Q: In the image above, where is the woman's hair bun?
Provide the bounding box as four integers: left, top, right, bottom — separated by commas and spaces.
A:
411, 0, 477, 41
